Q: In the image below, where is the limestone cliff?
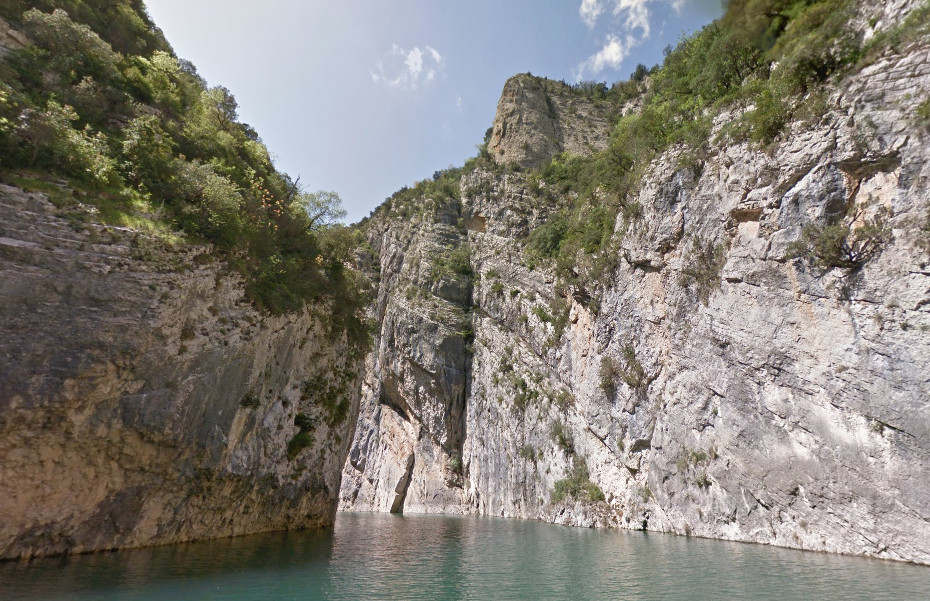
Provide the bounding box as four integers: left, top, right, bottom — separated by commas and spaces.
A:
488, 74, 615, 169
0, 186, 364, 559
340, 4, 930, 564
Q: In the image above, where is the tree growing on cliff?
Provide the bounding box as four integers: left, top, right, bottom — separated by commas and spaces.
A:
788, 204, 891, 274
299, 190, 347, 230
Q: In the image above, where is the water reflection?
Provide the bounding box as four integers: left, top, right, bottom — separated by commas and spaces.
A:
0, 528, 334, 600
1, 513, 928, 601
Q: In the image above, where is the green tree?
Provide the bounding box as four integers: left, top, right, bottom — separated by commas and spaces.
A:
120, 114, 175, 193
299, 190, 347, 230
18, 9, 121, 87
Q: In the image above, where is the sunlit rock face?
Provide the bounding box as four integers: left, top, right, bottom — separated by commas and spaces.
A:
488, 73, 613, 170
341, 3, 930, 564
0, 185, 364, 559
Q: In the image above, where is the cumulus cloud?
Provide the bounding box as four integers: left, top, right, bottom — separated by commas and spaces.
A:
613, 0, 653, 36
579, 0, 603, 28
370, 44, 443, 90
574, 0, 686, 80
575, 34, 635, 79
405, 47, 423, 79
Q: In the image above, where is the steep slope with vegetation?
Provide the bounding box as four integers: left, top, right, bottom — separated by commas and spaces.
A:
341, 0, 930, 564
0, 1, 369, 558
0, 1, 368, 322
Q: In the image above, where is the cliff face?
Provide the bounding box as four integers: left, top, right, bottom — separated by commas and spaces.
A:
340, 12, 930, 564
488, 74, 615, 169
0, 186, 364, 559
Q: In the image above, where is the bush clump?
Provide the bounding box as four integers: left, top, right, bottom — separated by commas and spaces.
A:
787, 204, 890, 273
619, 345, 647, 388
680, 238, 728, 304
550, 420, 574, 454
302, 373, 354, 427
287, 411, 318, 460
916, 99, 930, 132
600, 356, 620, 397
551, 456, 605, 504
600, 345, 648, 395
239, 392, 261, 408
286, 431, 313, 461
432, 243, 473, 281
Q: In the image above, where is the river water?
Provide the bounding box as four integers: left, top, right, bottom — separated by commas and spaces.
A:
1, 513, 928, 600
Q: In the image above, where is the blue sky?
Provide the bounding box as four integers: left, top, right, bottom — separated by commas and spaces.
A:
144, 1, 723, 223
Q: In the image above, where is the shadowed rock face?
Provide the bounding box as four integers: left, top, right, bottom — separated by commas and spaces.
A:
340, 7, 930, 565
0, 186, 364, 559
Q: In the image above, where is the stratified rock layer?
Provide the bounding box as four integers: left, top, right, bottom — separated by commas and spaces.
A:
341, 35, 930, 563
0, 186, 363, 559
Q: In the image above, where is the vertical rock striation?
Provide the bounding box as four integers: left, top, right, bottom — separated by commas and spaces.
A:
341, 21, 930, 563
0, 186, 364, 559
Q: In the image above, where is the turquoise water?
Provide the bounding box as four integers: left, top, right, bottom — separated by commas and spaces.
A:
1, 513, 928, 600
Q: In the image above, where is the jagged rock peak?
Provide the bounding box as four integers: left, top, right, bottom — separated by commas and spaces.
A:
488, 73, 614, 169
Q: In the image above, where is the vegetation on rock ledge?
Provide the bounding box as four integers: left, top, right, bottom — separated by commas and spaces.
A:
515, 0, 909, 297
551, 457, 605, 504
0, 1, 369, 345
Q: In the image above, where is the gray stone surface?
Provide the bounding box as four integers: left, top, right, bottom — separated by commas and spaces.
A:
341, 31, 930, 563
0, 187, 364, 559
488, 74, 614, 169
0, 17, 28, 55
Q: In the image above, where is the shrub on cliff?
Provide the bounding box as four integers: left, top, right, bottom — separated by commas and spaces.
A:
431, 242, 473, 284
0, 5, 369, 342
680, 238, 728, 304
600, 357, 620, 398
551, 457, 605, 504
787, 204, 891, 273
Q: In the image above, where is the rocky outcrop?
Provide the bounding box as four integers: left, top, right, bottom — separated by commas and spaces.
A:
340, 196, 472, 514
341, 21, 930, 564
488, 74, 614, 169
0, 17, 28, 55
0, 186, 364, 559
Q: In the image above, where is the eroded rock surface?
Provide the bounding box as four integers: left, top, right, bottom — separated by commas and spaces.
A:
0, 186, 364, 559
488, 74, 614, 169
341, 33, 930, 563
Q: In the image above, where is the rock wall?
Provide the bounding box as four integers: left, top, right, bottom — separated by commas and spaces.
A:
0, 186, 364, 559
0, 17, 28, 55
341, 27, 930, 563
488, 74, 615, 169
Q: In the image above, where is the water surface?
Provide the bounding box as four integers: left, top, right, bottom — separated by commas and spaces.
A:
1, 513, 928, 600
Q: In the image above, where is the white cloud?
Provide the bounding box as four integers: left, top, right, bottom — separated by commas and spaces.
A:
370, 43, 444, 90
574, 0, 684, 79
612, 0, 652, 37
574, 34, 634, 80
405, 47, 423, 79
580, 0, 603, 28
